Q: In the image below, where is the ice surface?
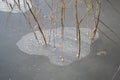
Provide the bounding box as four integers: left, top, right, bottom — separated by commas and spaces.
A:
16, 27, 99, 66
0, 0, 32, 13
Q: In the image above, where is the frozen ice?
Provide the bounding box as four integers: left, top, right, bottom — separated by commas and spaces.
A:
0, 0, 32, 13
16, 27, 99, 66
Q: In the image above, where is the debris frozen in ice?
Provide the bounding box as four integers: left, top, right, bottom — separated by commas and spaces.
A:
16, 27, 99, 66
0, 0, 32, 13
96, 49, 107, 56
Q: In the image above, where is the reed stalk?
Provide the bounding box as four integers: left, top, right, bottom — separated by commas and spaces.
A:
112, 65, 120, 80
85, 0, 94, 43
92, 0, 101, 41
75, 0, 81, 59
13, 0, 39, 44
99, 19, 120, 41
26, 1, 47, 45
44, 0, 57, 47
61, 0, 66, 62
61, 0, 65, 39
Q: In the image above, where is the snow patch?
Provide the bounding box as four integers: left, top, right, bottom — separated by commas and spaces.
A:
0, 0, 32, 13
16, 27, 99, 66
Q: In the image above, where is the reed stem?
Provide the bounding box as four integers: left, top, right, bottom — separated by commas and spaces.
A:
75, 0, 81, 59
92, 0, 101, 41
13, 0, 39, 44
26, 1, 47, 45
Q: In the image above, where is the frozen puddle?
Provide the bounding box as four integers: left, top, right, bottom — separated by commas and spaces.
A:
0, 0, 32, 13
16, 27, 99, 66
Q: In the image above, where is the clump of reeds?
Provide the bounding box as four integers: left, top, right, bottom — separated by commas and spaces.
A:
7, 0, 103, 60
8, 0, 120, 64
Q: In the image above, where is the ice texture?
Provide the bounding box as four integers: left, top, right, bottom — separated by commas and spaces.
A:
16, 27, 99, 66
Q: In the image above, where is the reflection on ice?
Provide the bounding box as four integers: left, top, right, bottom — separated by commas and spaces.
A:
16, 27, 99, 66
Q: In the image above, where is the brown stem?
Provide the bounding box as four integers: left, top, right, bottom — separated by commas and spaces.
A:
75, 0, 81, 59
61, 0, 65, 39
26, 1, 47, 45
112, 65, 120, 80
13, 0, 39, 44
60, 0, 66, 62
92, 0, 101, 41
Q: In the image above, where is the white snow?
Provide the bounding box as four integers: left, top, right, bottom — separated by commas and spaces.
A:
16, 27, 99, 66
0, 0, 32, 13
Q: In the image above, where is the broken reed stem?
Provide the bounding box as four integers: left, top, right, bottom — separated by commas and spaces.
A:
26, 1, 47, 46
75, 0, 81, 59
112, 65, 120, 80
13, 0, 39, 44
92, 0, 101, 41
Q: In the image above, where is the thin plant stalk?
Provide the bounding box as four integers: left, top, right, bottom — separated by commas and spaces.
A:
51, 0, 56, 48
112, 65, 120, 80
61, 0, 65, 62
99, 19, 120, 41
13, 0, 39, 44
44, 0, 56, 47
26, 1, 47, 45
75, 0, 81, 59
85, 0, 94, 43
92, 0, 101, 41
106, 0, 120, 15
44, 0, 53, 46
98, 28, 120, 48
61, 0, 65, 38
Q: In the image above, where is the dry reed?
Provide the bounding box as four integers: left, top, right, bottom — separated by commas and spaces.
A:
26, 1, 47, 45
13, 0, 39, 44
75, 0, 81, 59
112, 65, 120, 80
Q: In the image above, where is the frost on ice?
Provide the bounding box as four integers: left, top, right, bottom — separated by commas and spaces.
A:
16, 27, 99, 66
0, 0, 32, 13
